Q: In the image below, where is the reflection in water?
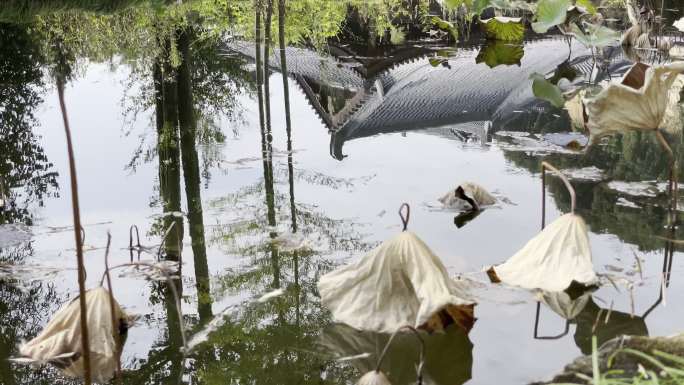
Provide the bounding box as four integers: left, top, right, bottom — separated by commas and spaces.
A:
319, 324, 473, 385
5, 1, 684, 384
177, 26, 213, 324
535, 233, 675, 354
0, 23, 58, 225
0, 243, 60, 385
157, 33, 184, 261
573, 297, 649, 355
505, 130, 684, 252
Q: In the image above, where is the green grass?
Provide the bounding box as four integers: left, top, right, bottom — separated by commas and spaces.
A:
0, 0, 168, 22
553, 337, 684, 385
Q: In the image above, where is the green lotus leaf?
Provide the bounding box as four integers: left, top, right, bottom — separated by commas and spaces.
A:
476, 40, 524, 68
570, 22, 619, 48
431, 15, 458, 40
489, 0, 536, 12
532, 0, 571, 33
480, 16, 524, 41
389, 26, 405, 45
444, 0, 492, 17
574, 0, 597, 15
530, 72, 565, 108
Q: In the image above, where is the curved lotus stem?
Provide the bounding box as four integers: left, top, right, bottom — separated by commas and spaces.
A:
533, 302, 570, 340
399, 203, 411, 232
541, 161, 577, 230
102, 232, 122, 381
129, 225, 141, 250
57, 67, 92, 385
655, 129, 678, 212
0, 175, 5, 208
157, 221, 180, 262
374, 325, 426, 384
103, 261, 187, 351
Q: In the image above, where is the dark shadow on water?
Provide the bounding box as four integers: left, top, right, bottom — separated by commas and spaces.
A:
319, 323, 473, 385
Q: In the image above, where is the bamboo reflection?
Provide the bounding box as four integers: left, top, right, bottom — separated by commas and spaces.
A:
158, 34, 184, 261
256, 0, 280, 290
153, 29, 188, 384
277, 0, 300, 326
177, 26, 213, 323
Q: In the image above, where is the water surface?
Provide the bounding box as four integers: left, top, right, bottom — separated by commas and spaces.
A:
2, 2, 684, 384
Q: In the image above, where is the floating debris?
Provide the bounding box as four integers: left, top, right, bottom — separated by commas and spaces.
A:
606, 181, 660, 198
16, 287, 129, 383
335, 352, 372, 362
0, 264, 65, 284
616, 197, 640, 209
438, 182, 496, 211
542, 132, 589, 150
116, 260, 180, 281
0, 224, 31, 248
557, 166, 605, 182
185, 304, 239, 352
270, 233, 313, 253
257, 288, 285, 303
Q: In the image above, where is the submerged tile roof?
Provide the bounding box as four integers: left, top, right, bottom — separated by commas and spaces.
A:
224, 37, 632, 160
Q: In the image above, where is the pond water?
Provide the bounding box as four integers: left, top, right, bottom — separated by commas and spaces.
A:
2, 1, 684, 384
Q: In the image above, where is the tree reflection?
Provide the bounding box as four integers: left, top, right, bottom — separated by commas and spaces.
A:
0, 23, 58, 225
502, 130, 684, 252
0, 244, 62, 385
184, 7, 375, 383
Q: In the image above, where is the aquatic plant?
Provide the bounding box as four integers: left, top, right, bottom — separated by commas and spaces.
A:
318, 204, 475, 334
479, 16, 524, 41
488, 162, 598, 292
532, 0, 571, 33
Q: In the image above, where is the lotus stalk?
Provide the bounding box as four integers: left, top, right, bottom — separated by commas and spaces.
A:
56, 68, 92, 385
541, 161, 576, 229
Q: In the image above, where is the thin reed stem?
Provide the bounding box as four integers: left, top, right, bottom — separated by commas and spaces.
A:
56, 75, 92, 385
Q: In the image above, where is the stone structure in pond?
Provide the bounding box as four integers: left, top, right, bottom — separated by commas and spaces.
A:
224, 37, 634, 160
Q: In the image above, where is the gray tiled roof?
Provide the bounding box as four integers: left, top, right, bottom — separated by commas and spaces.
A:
224, 40, 364, 91
224, 37, 631, 160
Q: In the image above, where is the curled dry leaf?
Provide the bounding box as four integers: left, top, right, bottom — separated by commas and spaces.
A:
565, 89, 587, 131
357, 370, 392, 385
488, 214, 598, 292
318, 231, 475, 334
584, 62, 684, 140
438, 182, 496, 211
674, 17, 684, 32
538, 289, 592, 320
18, 287, 130, 383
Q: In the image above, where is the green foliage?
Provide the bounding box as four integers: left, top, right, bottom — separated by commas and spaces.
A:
476, 40, 524, 67
0, 23, 58, 225
489, 0, 536, 12
431, 15, 458, 40
389, 25, 405, 45
532, 0, 571, 33
530, 72, 566, 108
444, 0, 492, 18
552, 338, 684, 384
575, 0, 597, 14
480, 16, 524, 41
570, 21, 620, 48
